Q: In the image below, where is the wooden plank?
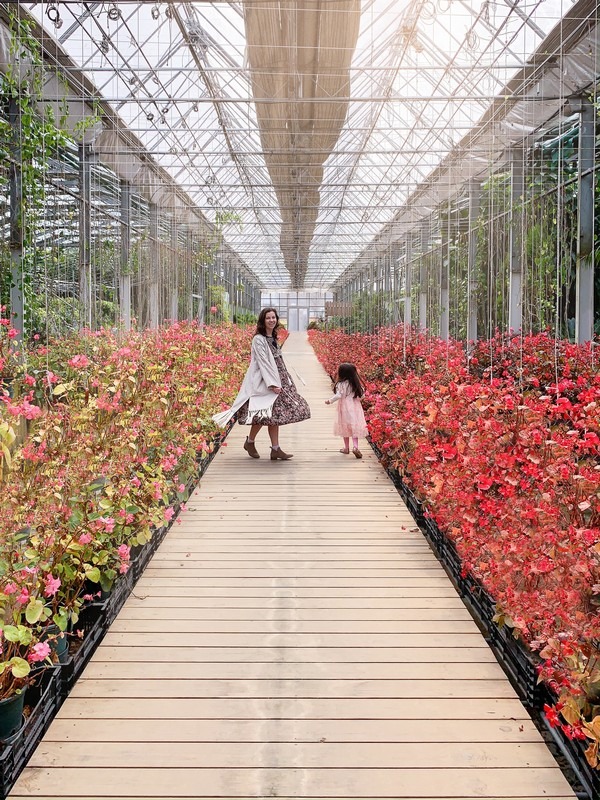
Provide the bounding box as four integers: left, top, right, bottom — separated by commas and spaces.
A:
42, 717, 542, 743
107, 619, 481, 634
69, 678, 518, 699
87, 646, 499, 663
116, 607, 472, 620
81, 661, 508, 681
138, 568, 449, 578
29, 741, 555, 768
127, 587, 462, 597
119, 597, 469, 609
101, 632, 490, 647
10, 767, 574, 797
54, 697, 530, 719
134, 578, 454, 587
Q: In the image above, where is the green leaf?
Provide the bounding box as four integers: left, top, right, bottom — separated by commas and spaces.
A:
52, 611, 69, 632
13, 527, 32, 543
2, 625, 20, 643
87, 477, 109, 492
84, 567, 101, 583
25, 598, 44, 624
9, 657, 30, 679
52, 383, 68, 396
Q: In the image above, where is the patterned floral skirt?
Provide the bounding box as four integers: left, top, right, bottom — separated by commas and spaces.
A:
239, 351, 311, 426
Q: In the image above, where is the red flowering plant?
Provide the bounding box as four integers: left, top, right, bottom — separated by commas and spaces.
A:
310, 326, 600, 764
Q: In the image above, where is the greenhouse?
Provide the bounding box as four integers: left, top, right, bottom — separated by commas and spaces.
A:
0, 0, 598, 798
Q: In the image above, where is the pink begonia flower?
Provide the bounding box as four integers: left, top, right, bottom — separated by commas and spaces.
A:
16, 588, 30, 606
33, 333, 40, 341
29, 641, 51, 663
44, 574, 61, 597
24, 374, 36, 386
78, 532, 93, 545
3, 582, 17, 595
180, 503, 187, 513
131, 476, 141, 488
117, 544, 130, 561
7, 328, 18, 339
99, 517, 115, 533
119, 563, 129, 574
67, 354, 90, 369
177, 483, 185, 493
164, 507, 175, 522
46, 371, 59, 384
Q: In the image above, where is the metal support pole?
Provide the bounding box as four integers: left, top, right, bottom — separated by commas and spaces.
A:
419, 223, 429, 331
149, 203, 159, 329
78, 143, 93, 329
119, 180, 132, 331
391, 249, 399, 325
574, 98, 595, 343
508, 153, 523, 334
468, 179, 481, 342
186, 231, 193, 322
404, 235, 412, 327
170, 216, 178, 322
8, 99, 24, 343
440, 205, 450, 341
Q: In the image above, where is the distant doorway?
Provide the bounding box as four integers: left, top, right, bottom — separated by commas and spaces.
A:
287, 307, 309, 331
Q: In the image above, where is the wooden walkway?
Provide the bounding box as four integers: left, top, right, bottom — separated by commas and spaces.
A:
11, 333, 575, 799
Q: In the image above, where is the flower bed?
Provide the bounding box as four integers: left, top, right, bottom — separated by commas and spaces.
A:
0, 319, 248, 796
310, 326, 600, 774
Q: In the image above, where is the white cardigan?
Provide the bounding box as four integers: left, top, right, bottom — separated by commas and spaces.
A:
212, 335, 282, 427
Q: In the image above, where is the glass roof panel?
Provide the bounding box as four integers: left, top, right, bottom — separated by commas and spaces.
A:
27, 0, 569, 288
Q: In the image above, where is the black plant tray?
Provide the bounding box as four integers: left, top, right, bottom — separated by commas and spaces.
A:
489, 624, 542, 707
59, 603, 106, 698
0, 666, 62, 798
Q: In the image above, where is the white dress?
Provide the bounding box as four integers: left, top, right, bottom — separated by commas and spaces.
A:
212, 334, 280, 427
327, 380, 368, 438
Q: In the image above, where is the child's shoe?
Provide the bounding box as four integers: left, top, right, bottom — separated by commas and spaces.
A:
352, 448, 362, 459
339, 448, 349, 454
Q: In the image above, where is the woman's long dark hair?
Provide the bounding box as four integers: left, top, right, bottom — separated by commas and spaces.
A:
336, 362, 364, 398
256, 307, 280, 341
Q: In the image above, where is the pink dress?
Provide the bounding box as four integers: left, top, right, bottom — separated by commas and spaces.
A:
328, 381, 368, 438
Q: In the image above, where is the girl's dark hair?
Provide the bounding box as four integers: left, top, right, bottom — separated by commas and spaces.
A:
256, 307, 280, 340
336, 362, 364, 398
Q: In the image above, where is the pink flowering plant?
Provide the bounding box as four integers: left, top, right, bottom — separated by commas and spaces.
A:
310, 326, 600, 765
0, 321, 250, 696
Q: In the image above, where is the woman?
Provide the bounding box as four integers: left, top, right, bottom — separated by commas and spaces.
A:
212, 308, 311, 460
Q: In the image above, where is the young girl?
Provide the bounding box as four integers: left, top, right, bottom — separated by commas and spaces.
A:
325, 363, 368, 459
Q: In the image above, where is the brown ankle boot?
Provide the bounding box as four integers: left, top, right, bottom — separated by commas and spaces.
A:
243, 438, 260, 458
270, 447, 293, 460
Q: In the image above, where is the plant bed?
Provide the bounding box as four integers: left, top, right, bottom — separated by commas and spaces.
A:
0, 666, 62, 798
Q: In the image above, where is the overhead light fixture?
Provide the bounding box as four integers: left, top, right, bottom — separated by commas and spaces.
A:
107, 4, 120, 21
151, 5, 160, 21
